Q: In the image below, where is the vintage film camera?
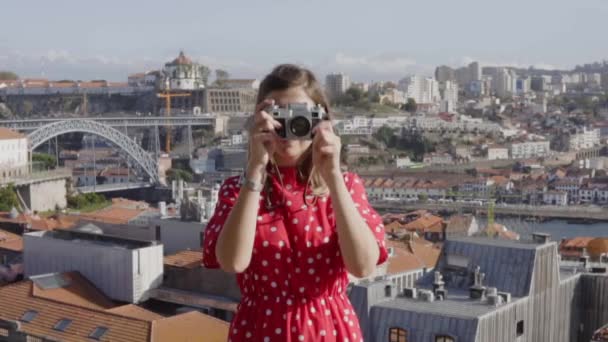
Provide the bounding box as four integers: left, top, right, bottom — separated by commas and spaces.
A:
265, 103, 328, 140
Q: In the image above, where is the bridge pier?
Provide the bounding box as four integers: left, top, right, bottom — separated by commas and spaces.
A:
15, 177, 67, 212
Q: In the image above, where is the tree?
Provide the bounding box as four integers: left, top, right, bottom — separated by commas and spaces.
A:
32, 153, 57, 170
0, 185, 19, 211
0, 71, 18, 81
214, 69, 230, 87
373, 125, 395, 147
199, 65, 211, 86
345, 87, 364, 102
167, 168, 193, 183
403, 98, 417, 113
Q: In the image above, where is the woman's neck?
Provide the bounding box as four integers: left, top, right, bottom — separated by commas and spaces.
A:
273, 155, 303, 168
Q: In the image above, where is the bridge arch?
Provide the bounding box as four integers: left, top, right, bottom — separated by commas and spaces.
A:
28, 120, 159, 184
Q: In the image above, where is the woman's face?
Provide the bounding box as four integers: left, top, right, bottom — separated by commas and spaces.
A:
266, 86, 316, 166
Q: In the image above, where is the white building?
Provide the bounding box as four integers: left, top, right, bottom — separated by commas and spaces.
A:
398, 76, 439, 104
543, 191, 568, 206
579, 184, 608, 204
439, 81, 459, 112
487, 146, 510, 160
222, 79, 260, 89
510, 140, 551, 159
569, 127, 601, 151
161, 51, 207, 91
24, 230, 163, 303
325, 73, 351, 100
493, 68, 517, 98
0, 128, 28, 181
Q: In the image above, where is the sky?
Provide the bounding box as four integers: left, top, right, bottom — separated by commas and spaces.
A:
1, 0, 607, 82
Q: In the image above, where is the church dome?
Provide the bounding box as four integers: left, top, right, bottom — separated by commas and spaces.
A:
166, 51, 193, 66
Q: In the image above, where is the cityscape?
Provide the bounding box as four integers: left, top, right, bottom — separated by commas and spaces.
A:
2, 1, 608, 342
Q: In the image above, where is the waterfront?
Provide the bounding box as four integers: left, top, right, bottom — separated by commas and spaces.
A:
479, 217, 608, 240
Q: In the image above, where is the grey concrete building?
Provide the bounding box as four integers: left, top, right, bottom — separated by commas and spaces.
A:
350, 235, 608, 342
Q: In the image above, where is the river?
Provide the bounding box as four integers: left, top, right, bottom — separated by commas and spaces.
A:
476, 217, 608, 240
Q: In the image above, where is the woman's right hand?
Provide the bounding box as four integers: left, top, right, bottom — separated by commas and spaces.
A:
246, 99, 282, 179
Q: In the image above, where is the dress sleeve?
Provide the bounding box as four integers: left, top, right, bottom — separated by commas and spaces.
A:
202, 176, 240, 268
345, 172, 389, 265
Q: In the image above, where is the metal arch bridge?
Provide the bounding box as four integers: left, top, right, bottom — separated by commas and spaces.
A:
0, 115, 217, 131
28, 120, 160, 184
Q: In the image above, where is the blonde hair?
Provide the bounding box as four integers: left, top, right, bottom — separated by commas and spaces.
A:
255, 64, 333, 198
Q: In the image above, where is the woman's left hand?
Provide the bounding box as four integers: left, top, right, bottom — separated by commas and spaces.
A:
312, 120, 342, 184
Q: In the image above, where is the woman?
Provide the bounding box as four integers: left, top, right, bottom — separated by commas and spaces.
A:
202, 64, 388, 341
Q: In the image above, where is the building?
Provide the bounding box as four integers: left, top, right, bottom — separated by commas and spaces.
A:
398, 76, 439, 104
325, 73, 351, 100
349, 236, 608, 342
423, 152, 454, 166
492, 68, 517, 98
23, 229, 163, 303
579, 183, 608, 204
510, 140, 551, 159
160, 250, 240, 322
379, 88, 407, 105
444, 214, 479, 238
569, 127, 601, 151
161, 51, 208, 91
204, 87, 257, 113
220, 79, 259, 89
0, 128, 28, 182
559, 236, 595, 261
487, 146, 510, 160
0, 271, 229, 341
543, 190, 568, 206
438, 81, 458, 112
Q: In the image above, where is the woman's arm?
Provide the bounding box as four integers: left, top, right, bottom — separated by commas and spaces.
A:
215, 166, 264, 273
327, 172, 381, 278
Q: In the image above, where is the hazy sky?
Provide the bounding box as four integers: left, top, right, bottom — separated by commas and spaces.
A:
1, 0, 607, 81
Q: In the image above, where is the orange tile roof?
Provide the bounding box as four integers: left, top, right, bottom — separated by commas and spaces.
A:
560, 237, 594, 249
0, 272, 230, 342
31, 271, 116, 311
0, 228, 23, 252
483, 223, 520, 240
79, 207, 143, 225
152, 311, 229, 342
0, 127, 26, 140
403, 214, 444, 233
386, 238, 441, 275
0, 279, 151, 342
164, 250, 203, 269
106, 305, 163, 322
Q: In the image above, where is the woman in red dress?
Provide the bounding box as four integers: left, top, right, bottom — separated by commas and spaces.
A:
202, 64, 388, 342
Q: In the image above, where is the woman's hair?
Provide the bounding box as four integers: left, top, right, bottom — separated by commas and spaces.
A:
255, 64, 332, 197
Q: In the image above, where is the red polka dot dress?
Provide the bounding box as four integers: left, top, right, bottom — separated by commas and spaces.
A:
202, 166, 388, 342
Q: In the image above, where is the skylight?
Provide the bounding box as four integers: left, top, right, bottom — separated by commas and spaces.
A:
20, 310, 38, 323
89, 327, 109, 340
53, 319, 72, 332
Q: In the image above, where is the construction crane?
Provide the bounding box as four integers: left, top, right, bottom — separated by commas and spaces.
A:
157, 89, 191, 153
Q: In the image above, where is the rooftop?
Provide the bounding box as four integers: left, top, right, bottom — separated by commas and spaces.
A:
0, 127, 26, 140
25, 229, 155, 250
164, 250, 203, 269
0, 271, 229, 341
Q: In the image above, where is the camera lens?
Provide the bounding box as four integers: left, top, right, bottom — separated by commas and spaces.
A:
290, 116, 311, 137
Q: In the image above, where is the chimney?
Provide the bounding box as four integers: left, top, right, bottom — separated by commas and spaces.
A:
159, 201, 167, 217
498, 291, 512, 303
486, 287, 502, 306
432, 271, 445, 294
469, 265, 486, 299
402, 287, 417, 299
419, 289, 435, 302
532, 232, 550, 244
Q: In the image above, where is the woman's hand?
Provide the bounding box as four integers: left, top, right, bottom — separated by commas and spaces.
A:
312, 120, 342, 184
247, 99, 282, 179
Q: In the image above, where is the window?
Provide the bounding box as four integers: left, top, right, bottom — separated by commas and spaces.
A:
436, 335, 455, 342
389, 327, 407, 342
89, 327, 109, 340
53, 319, 72, 332
20, 310, 38, 322
516, 320, 524, 336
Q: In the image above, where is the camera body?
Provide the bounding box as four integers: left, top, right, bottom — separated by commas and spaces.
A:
265, 103, 328, 140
